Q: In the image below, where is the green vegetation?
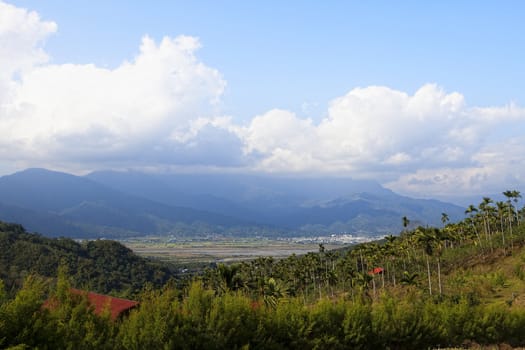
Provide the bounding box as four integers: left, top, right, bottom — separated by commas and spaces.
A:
2, 190, 525, 348
0, 222, 173, 297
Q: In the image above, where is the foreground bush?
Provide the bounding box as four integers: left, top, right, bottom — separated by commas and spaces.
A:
2, 277, 525, 349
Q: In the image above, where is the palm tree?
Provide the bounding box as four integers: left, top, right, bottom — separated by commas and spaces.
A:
384, 235, 398, 285
402, 216, 410, 232
465, 204, 482, 247
503, 190, 522, 224
503, 191, 522, 248
400, 271, 418, 286
513, 191, 522, 224
441, 212, 449, 227
434, 228, 446, 295
496, 201, 508, 251
415, 227, 437, 295
353, 271, 373, 302
262, 277, 289, 309
478, 197, 494, 240
216, 263, 244, 293
336, 255, 356, 294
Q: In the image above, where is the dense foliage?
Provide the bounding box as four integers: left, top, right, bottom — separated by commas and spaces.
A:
2, 190, 525, 348
2, 275, 525, 349
0, 222, 173, 297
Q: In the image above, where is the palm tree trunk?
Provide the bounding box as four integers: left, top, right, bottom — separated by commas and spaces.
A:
437, 257, 442, 295
426, 255, 432, 295
392, 263, 396, 286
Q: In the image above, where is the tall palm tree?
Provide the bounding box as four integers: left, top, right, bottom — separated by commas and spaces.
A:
496, 201, 508, 250
503, 190, 522, 229
415, 227, 439, 295
400, 271, 418, 286
503, 190, 521, 251
354, 271, 373, 302
465, 204, 482, 247
441, 212, 449, 227
402, 216, 410, 232
384, 235, 398, 285
478, 197, 494, 241
512, 190, 522, 224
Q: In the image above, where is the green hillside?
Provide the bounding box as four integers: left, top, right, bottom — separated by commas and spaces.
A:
0, 221, 174, 297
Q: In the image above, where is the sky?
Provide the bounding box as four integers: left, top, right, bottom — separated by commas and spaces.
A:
1, 0, 525, 202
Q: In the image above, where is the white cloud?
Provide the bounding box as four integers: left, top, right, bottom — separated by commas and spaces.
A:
240, 109, 316, 154
0, 23, 226, 162
234, 84, 525, 197
236, 84, 474, 172
0, 1, 56, 80
385, 139, 525, 199
0, 1, 56, 112
2, 1, 525, 199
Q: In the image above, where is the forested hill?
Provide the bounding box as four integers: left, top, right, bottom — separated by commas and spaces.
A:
0, 221, 173, 296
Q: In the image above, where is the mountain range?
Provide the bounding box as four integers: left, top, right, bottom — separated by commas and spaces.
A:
0, 168, 466, 238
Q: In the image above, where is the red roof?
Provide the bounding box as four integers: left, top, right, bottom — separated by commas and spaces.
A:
368, 267, 384, 275
44, 289, 139, 320
70, 289, 139, 320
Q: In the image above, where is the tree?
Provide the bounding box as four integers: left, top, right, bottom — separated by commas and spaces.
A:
262, 277, 289, 309
441, 213, 449, 227
496, 201, 508, 251
384, 235, 398, 285
465, 204, 482, 247
415, 227, 442, 295
215, 264, 244, 293
400, 271, 418, 286
353, 271, 373, 302
402, 216, 410, 232
478, 197, 495, 242
0, 275, 49, 348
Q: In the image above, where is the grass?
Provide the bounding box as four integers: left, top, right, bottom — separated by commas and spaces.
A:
443, 245, 525, 310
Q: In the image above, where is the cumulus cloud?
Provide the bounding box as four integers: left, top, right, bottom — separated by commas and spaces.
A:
233, 84, 525, 197
237, 84, 473, 172
2, 1, 525, 199
0, 4, 227, 167
0, 1, 56, 79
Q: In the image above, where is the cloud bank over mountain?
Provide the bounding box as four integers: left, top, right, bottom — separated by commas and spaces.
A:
1, 1, 524, 200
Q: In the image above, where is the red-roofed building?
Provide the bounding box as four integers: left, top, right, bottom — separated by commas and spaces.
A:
71, 289, 139, 320
368, 267, 384, 275
44, 289, 139, 321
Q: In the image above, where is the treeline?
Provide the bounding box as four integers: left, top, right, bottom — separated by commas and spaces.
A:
0, 222, 173, 297
196, 191, 525, 304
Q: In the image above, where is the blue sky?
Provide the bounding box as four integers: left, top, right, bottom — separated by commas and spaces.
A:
2, 1, 525, 201
11, 1, 525, 118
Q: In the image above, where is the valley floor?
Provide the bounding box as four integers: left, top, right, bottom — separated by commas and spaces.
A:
122, 237, 342, 264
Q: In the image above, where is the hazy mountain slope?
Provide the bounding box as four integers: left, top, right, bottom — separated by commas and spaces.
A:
0, 202, 91, 237
0, 168, 467, 237
287, 192, 465, 233
0, 169, 252, 238
85, 170, 260, 221
86, 170, 465, 234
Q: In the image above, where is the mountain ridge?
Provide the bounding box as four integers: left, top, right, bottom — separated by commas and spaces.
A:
0, 168, 466, 238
